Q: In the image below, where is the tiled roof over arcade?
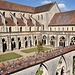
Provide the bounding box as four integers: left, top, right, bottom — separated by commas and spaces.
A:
0, 1, 56, 13
49, 10, 75, 26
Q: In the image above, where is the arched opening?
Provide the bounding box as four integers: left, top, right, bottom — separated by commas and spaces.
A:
50, 36, 55, 47
34, 36, 37, 46
11, 38, 16, 51
59, 36, 66, 47
56, 56, 67, 75
70, 37, 75, 46
73, 56, 75, 74
9, 27, 11, 33
25, 37, 28, 48
2, 38, 7, 52
42, 35, 46, 45
29, 36, 32, 47
18, 37, 21, 49
36, 63, 49, 75
20, 27, 22, 32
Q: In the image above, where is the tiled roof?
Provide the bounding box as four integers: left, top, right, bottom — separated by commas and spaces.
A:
35, 1, 56, 13
24, 17, 34, 26
0, 45, 75, 75
31, 17, 41, 26
0, 18, 3, 25
5, 17, 15, 26
49, 10, 75, 26
17, 18, 26, 26
0, 1, 56, 13
0, 1, 35, 13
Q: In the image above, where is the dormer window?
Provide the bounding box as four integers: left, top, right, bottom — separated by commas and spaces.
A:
20, 27, 22, 32
9, 27, 11, 32
23, 14, 25, 17
5, 21, 8, 24
3, 12, 5, 17
13, 13, 16, 17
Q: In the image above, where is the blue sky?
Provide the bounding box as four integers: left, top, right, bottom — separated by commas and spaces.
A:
6, 0, 75, 12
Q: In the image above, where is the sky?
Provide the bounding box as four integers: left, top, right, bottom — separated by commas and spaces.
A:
5, 0, 75, 12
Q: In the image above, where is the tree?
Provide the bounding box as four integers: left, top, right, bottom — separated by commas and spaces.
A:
37, 41, 43, 53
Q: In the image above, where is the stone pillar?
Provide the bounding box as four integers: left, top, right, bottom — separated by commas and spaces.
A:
66, 35, 70, 46
16, 36, 18, 49
32, 35, 35, 46
28, 35, 30, 47
46, 35, 48, 46
37, 35, 39, 45
55, 35, 59, 47
0, 37, 3, 52
21, 36, 24, 48
8, 36, 11, 51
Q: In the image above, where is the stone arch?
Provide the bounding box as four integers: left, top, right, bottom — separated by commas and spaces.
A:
50, 36, 55, 47
36, 63, 49, 75
59, 36, 66, 47
42, 35, 46, 45
29, 36, 32, 47
70, 37, 75, 46
25, 36, 28, 48
18, 37, 21, 49
2, 38, 7, 52
56, 56, 67, 75
11, 38, 16, 51
73, 56, 75, 74
34, 36, 37, 46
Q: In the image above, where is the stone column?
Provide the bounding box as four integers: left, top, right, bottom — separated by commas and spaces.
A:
46, 35, 48, 46
66, 35, 70, 46
21, 36, 24, 48
28, 35, 30, 47
37, 35, 39, 45
0, 37, 3, 52
55, 35, 59, 47
32, 35, 35, 46
8, 36, 11, 51
16, 36, 18, 49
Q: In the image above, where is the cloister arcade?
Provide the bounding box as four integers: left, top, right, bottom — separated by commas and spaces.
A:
0, 33, 75, 53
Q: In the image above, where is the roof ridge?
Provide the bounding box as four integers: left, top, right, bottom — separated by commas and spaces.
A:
35, 1, 56, 8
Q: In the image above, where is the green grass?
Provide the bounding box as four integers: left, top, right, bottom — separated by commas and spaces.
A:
0, 52, 22, 62
36, 66, 43, 75
21, 47, 51, 53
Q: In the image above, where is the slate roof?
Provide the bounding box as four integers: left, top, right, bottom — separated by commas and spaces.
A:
49, 10, 75, 26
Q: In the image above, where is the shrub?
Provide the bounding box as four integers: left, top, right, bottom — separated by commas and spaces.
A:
37, 41, 43, 53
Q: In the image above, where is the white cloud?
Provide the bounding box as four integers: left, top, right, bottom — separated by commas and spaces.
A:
41, 0, 51, 4
58, 3, 66, 10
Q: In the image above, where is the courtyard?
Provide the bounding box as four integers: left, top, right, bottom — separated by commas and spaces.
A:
0, 46, 52, 63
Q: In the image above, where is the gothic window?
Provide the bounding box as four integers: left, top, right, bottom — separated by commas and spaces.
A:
67, 27, 68, 31
9, 27, 11, 32
37, 27, 39, 31
72, 27, 73, 31
63, 28, 64, 31
38, 15, 40, 20
29, 27, 31, 31
58, 28, 60, 31
43, 25, 44, 30
13, 13, 16, 16
20, 27, 22, 32
3, 12, 5, 17
41, 15, 43, 20
50, 27, 52, 31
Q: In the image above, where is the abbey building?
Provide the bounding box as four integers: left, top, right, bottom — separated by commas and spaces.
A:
0, 1, 75, 52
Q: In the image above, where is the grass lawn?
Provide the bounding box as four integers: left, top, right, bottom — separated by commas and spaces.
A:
21, 47, 51, 53
0, 52, 22, 62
